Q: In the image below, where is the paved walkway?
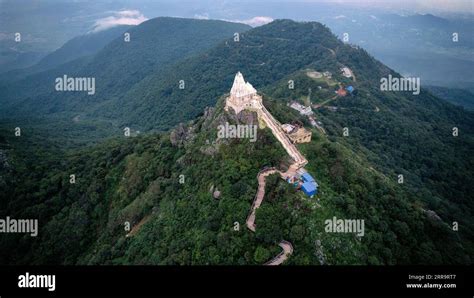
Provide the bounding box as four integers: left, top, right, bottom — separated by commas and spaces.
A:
245, 101, 310, 265
125, 215, 151, 238
246, 167, 296, 266
265, 241, 294, 265
246, 168, 278, 232
257, 104, 307, 167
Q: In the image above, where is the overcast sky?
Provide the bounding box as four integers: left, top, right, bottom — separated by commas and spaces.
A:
310, 0, 473, 13
1, 0, 472, 50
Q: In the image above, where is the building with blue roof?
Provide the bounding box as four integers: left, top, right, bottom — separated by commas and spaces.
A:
296, 171, 319, 197
346, 85, 354, 93
301, 172, 315, 183
302, 181, 318, 196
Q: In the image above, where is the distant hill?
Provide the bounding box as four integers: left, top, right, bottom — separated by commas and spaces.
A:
0, 25, 131, 82
321, 12, 474, 90
0, 50, 47, 74
383, 13, 451, 28
425, 86, 474, 110
0, 17, 251, 118
100, 20, 343, 130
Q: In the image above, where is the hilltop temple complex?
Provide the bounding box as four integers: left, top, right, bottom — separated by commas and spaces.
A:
228, 71, 318, 265
225, 72, 263, 114
225, 72, 309, 168
225, 72, 312, 145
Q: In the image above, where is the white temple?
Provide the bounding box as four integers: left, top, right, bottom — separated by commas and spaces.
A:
224, 71, 309, 168
230, 72, 257, 98
225, 72, 262, 114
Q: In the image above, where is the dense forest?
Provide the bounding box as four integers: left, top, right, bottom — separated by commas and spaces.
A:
0, 18, 472, 265
0, 17, 251, 124
1, 94, 470, 264
426, 86, 474, 110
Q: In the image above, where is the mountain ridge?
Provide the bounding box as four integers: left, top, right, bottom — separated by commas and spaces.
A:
0, 17, 472, 265
0, 17, 251, 118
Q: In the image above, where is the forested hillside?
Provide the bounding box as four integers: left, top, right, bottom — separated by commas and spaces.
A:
0, 95, 470, 265
263, 64, 474, 260
0, 18, 472, 265
0, 25, 131, 83
101, 20, 342, 131
0, 17, 250, 120
426, 86, 474, 110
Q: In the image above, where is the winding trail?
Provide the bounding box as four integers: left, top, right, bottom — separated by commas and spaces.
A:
246, 163, 300, 265
226, 72, 310, 265
245, 103, 309, 265
246, 168, 278, 232
265, 241, 294, 265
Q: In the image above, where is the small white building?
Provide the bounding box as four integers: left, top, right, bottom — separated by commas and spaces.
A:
281, 124, 296, 134
340, 67, 352, 78
289, 102, 313, 116
323, 71, 332, 78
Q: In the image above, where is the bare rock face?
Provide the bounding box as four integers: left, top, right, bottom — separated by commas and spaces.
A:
213, 188, 221, 199
423, 209, 442, 222
315, 239, 327, 265
195, 106, 216, 132
0, 150, 10, 189
170, 123, 195, 147
225, 108, 258, 126
199, 142, 218, 156
202, 106, 215, 127
237, 110, 258, 126
209, 184, 221, 199
0, 150, 9, 170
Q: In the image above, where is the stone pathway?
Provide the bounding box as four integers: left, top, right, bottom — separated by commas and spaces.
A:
245, 101, 310, 265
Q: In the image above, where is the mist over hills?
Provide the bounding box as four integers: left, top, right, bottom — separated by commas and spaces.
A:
0, 25, 131, 82
312, 12, 474, 91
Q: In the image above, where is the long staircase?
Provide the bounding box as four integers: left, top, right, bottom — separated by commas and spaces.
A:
228, 72, 310, 266
257, 104, 308, 168
245, 100, 308, 266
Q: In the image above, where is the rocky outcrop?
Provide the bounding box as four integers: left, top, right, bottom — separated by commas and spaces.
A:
423, 209, 442, 222
223, 105, 259, 126
0, 149, 10, 189
170, 123, 195, 147
213, 188, 221, 199
201, 106, 216, 128
199, 140, 219, 156
315, 239, 327, 265
0, 150, 10, 170
209, 185, 221, 199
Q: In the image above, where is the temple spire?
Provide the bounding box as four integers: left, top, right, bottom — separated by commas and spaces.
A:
230, 72, 257, 98
225, 71, 262, 115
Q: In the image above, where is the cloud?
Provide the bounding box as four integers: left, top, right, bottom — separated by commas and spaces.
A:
91, 10, 148, 32
193, 14, 272, 27
234, 16, 274, 27
194, 13, 209, 20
